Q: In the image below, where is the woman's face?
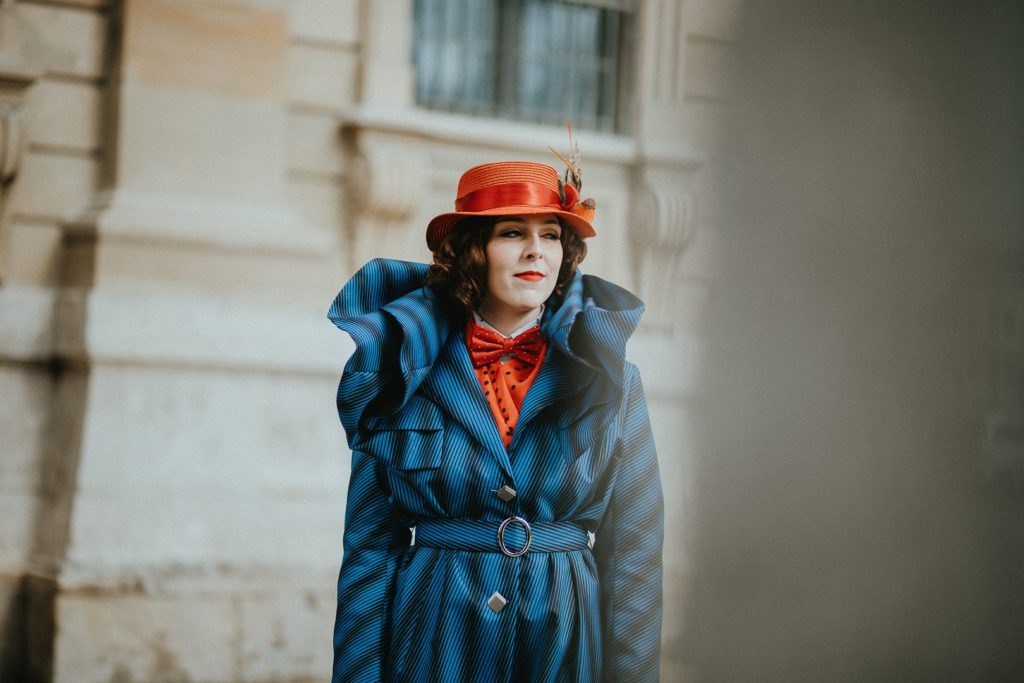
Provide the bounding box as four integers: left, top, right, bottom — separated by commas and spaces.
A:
481, 213, 563, 321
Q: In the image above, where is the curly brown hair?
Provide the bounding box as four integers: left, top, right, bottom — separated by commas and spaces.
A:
425, 216, 588, 313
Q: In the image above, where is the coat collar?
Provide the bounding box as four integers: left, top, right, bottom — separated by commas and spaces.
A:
328, 258, 645, 461
542, 269, 645, 392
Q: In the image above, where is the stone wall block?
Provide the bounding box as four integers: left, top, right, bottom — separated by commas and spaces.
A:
17, 4, 106, 80
24, 78, 101, 152
0, 367, 50, 493
9, 152, 98, 222
287, 43, 358, 111
52, 593, 237, 683
108, 0, 297, 206
58, 360, 347, 571
357, 0, 414, 106
0, 284, 57, 360
286, 174, 347, 231
63, 489, 343, 571
288, 110, 346, 177
204, 495, 342, 568
290, 0, 359, 47
123, 0, 286, 99
73, 366, 343, 496
117, 87, 289, 204
4, 222, 61, 285
0, 492, 37, 570
237, 590, 334, 681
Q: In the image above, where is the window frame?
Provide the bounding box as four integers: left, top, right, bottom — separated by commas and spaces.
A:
412, 0, 636, 134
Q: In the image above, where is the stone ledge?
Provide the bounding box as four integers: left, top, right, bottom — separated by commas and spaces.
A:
340, 104, 706, 175
66, 189, 336, 257
340, 104, 643, 163
53, 285, 352, 376
0, 281, 353, 373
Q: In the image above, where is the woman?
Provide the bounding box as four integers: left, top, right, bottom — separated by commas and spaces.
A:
327, 160, 663, 682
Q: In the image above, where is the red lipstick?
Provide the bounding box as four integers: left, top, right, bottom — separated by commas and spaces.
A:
514, 271, 544, 282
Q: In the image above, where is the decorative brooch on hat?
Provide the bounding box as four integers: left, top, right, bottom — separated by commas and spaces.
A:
549, 121, 597, 224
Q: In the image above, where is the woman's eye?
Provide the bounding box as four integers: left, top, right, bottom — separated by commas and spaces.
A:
499, 229, 522, 238
543, 232, 561, 240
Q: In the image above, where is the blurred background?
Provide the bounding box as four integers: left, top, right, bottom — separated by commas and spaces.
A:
0, 0, 1019, 681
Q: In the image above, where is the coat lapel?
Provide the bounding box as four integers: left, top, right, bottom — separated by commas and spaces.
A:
512, 346, 578, 445
421, 332, 513, 477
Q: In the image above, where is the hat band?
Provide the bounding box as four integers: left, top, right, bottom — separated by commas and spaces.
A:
456, 182, 566, 213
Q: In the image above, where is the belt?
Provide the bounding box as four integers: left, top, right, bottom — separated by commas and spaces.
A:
412, 518, 592, 557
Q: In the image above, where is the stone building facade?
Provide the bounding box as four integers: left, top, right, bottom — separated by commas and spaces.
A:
0, 1, 735, 680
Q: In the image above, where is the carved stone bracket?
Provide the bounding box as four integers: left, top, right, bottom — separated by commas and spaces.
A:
350, 138, 427, 223
632, 174, 697, 331
0, 57, 40, 284
345, 128, 429, 267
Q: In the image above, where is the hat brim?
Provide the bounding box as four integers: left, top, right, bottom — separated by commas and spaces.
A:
426, 206, 596, 252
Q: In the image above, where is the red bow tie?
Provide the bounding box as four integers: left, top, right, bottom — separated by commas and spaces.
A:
467, 323, 545, 368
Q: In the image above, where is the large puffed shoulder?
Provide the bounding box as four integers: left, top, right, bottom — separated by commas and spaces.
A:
326, 259, 453, 446
327, 259, 429, 327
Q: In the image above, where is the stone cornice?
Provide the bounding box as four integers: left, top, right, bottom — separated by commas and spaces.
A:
50, 285, 350, 376
0, 283, 351, 376
340, 103, 633, 161
64, 189, 335, 257
340, 104, 703, 170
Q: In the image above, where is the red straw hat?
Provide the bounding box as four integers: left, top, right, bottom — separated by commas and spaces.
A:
426, 161, 596, 252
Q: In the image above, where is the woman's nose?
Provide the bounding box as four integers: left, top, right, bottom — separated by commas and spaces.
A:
523, 233, 543, 259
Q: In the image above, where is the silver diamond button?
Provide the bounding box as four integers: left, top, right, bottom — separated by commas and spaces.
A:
495, 485, 517, 502
487, 591, 508, 613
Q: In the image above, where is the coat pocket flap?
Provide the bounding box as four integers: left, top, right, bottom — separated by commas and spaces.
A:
362, 397, 444, 432
359, 398, 444, 470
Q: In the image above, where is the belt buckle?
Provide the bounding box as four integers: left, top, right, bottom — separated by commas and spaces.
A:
497, 516, 532, 557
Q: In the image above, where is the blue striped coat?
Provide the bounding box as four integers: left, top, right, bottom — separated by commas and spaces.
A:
327, 258, 663, 682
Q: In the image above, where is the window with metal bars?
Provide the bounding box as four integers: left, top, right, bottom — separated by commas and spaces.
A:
412, 0, 635, 133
